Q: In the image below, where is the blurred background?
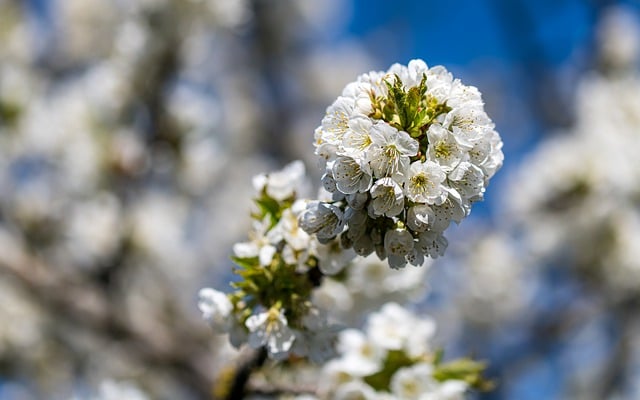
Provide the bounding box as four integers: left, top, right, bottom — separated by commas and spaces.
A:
1, 0, 640, 399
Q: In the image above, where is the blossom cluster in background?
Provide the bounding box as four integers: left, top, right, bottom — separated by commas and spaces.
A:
424, 7, 640, 400
315, 303, 487, 400
507, 57, 640, 296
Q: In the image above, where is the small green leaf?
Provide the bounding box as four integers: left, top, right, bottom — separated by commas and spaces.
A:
231, 256, 259, 269
255, 196, 280, 214
433, 348, 444, 365
433, 358, 494, 391
364, 350, 414, 391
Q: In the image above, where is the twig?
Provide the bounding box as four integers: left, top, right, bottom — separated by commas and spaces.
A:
224, 348, 268, 400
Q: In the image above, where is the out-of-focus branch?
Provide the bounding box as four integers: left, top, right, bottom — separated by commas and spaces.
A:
221, 348, 267, 400
246, 0, 300, 162
594, 298, 638, 399
218, 349, 317, 399
0, 240, 214, 399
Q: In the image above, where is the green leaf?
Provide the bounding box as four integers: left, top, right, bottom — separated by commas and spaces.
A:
364, 350, 414, 391
433, 358, 494, 391
254, 196, 281, 227
433, 348, 444, 365
231, 256, 259, 270
0, 100, 21, 127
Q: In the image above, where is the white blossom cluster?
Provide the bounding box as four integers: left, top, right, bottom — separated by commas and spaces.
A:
451, 232, 533, 325
0, 0, 279, 397
313, 253, 430, 326
508, 68, 640, 295
310, 303, 471, 400
301, 59, 503, 268
506, 7, 640, 296
199, 161, 355, 361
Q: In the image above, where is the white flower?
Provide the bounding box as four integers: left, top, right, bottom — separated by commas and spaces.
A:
447, 80, 484, 110
64, 193, 121, 265
390, 363, 437, 400
332, 156, 373, 194
319, 96, 356, 146
268, 206, 310, 251
233, 217, 277, 266
321, 171, 338, 193
333, 380, 378, 400
345, 255, 392, 297
448, 161, 485, 201
384, 228, 414, 269
346, 192, 370, 210
341, 117, 374, 160
469, 129, 503, 179
426, 124, 465, 171
291, 309, 339, 363
417, 231, 448, 259
424, 380, 468, 400
344, 207, 369, 240
311, 279, 354, 318
405, 58, 430, 87
367, 121, 418, 180
405, 247, 425, 267
366, 303, 437, 357
246, 307, 296, 358
367, 302, 414, 351
431, 196, 467, 232
320, 359, 359, 395
407, 204, 435, 232
81, 380, 149, 400
406, 160, 447, 204
336, 329, 385, 376
313, 238, 356, 275
253, 160, 306, 201
425, 66, 454, 105
390, 363, 467, 400
293, 396, 319, 400
316, 135, 340, 163
299, 201, 344, 240
443, 105, 493, 149
198, 288, 233, 333
352, 233, 375, 257
369, 177, 405, 217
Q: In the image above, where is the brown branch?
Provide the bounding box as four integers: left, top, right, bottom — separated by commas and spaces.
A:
222, 348, 268, 400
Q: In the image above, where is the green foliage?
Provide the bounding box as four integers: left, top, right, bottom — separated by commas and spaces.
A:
254, 196, 282, 228
229, 192, 319, 330
433, 358, 494, 391
364, 350, 415, 391
251, 186, 296, 228
362, 348, 493, 393
230, 256, 259, 270
370, 74, 451, 142
0, 100, 21, 128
